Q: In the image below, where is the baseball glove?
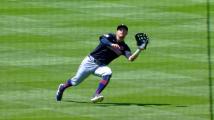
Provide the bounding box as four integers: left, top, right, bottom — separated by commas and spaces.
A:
135, 33, 149, 50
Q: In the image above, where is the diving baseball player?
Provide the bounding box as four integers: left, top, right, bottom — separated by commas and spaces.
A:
56, 24, 149, 103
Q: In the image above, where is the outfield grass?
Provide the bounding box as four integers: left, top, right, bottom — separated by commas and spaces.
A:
0, 0, 213, 120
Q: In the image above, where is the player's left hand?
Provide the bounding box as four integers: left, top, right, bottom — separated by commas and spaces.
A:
135, 33, 149, 50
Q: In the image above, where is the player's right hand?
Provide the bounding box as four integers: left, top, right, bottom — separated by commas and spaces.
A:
111, 44, 120, 49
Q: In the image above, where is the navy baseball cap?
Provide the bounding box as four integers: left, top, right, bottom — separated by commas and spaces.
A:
117, 24, 128, 31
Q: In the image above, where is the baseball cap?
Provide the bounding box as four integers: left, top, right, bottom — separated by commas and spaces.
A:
117, 24, 128, 31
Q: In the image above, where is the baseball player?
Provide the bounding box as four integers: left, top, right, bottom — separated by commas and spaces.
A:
56, 24, 149, 103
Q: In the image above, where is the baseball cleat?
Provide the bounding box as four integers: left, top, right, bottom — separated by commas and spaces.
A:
56, 84, 65, 101
91, 94, 104, 103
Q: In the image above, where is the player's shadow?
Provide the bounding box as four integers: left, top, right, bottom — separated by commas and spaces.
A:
96, 102, 171, 107
64, 100, 171, 107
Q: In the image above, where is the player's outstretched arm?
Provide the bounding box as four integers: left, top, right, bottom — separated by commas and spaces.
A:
128, 48, 143, 61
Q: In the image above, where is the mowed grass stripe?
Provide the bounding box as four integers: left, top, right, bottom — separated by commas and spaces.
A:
0, 0, 211, 120
0, 89, 209, 120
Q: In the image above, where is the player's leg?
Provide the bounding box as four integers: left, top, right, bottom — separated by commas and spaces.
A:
56, 68, 91, 101
91, 66, 112, 103
56, 56, 97, 101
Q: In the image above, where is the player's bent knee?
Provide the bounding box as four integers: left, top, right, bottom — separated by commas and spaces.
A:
102, 67, 112, 81
103, 67, 112, 76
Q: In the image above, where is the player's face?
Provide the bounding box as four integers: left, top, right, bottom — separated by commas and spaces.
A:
116, 28, 128, 42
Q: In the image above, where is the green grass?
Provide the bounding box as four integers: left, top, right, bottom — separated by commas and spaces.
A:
0, 0, 213, 120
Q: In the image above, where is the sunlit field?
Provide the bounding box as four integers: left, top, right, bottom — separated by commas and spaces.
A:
0, 0, 213, 120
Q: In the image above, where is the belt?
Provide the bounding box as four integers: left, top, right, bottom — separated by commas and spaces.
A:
88, 55, 104, 66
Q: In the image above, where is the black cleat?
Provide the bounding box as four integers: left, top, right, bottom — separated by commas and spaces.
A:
56, 84, 65, 101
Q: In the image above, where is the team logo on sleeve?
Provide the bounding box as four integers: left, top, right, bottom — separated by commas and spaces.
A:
104, 34, 109, 37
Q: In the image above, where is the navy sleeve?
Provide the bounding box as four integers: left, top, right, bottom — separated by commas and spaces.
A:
123, 44, 132, 58
100, 35, 113, 46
